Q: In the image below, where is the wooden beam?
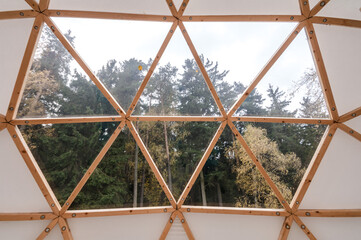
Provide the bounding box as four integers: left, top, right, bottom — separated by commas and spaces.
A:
58, 217, 73, 240
338, 106, 361, 123
60, 122, 126, 214
181, 15, 305, 22
0, 10, 37, 20
179, 206, 290, 217
291, 124, 337, 211
159, 211, 177, 240
296, 209, 361, 217
227, 22, 306, 117
309, 0, 331, 17
177, 211, 195, 240
305, 20, 339, 120
46, 10, 175, 22
177, 121, 227, 207
299, 0, 311, 18
0, 212, 56, 221
0, 114, 6, 131
42, 16, 126, 117
36, 217, 59, 240
178, 21, 227, 117
7, 125, 61, 214
126, 120, 176, 208
177, 0, 190, 18
165, 0, 178, 17
38, 0, 50, 12
293, 215, 317, 240
228, 121, 292, 212
278, 216, 293, 240
12, 116, 124, 125
311, 16, 361, 29
126, 21, 178, 117
63, 206, 173, 219
338, 123, 361, 143
230, 116, 332, 125
129, 116, 223, 122
6, 15, 43, 121
25, 0, 40, 11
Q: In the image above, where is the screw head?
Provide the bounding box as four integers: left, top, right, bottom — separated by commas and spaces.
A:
182, 3, 186, 7
51, 203, 55, 207
170, 30, 174, 33
310, 30, 314, 34
51, 26, 55, 31
9, 107, 14, 111
276, 212, 280, 216
320, 1, 326, 6
328, 133, 333, 137
56, 11, 60, 15
350, 130, 354, 134
294, 31, 298, 34
34, 26, 38, 30
189, 16, 192, 20
66, 202, 69, 206
282, 201, 285, 204
40, 215, 45, 219
331, 107, 336, 111
25, 120, 29, 124
183, 29, 186, 33
170, 219, 173, 223
169, 3, 173, 6
13, 135, 16, 138
163, 209, 167, 212
45, 228, 50, 233
323, 18, 327, 22
19, 12, 24, 16
181, 219, 185, 223
187, 208, 191, 212
352, 113, 356, 117
170, 198, 173, 201
296, 201, 300, 205
163, 16, 166, 20
306, 212, 311, 216
285, 224, 290, 229
62, 226, 66, 231
181, 198, 184, 200
72, 213, 76, 217
117, 108, 120, 111
301, 225, 306, 229
303, 1, 307, 5
318, 120, 321, 123
290, 16, 294, 20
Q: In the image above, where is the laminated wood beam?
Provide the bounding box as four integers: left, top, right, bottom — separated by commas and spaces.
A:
0, 212, 56, 221
309, 0, 331, 17
0, 10, 37, 20
180, 15, 305, 22
12, 116, 124, 125
230, 116, 332, 125
338, 106, 361, 123
58, 217, 73, 240
311, 17, 361, 29
338, 123, 361, 143
159, 211, 177, 240
278, 216, 293, 240
299, 0, 311, 18
296, 209, 361, 217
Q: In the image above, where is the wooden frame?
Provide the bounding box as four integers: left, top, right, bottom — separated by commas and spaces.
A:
1, 0, 360, 239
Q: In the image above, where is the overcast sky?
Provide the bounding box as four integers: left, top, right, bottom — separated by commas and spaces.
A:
52, 17, 317, 114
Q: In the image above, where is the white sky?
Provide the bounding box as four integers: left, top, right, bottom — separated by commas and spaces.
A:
52, 17, 317, 114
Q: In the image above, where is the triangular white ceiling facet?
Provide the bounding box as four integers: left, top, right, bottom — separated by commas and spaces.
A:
316, 0, 361, 21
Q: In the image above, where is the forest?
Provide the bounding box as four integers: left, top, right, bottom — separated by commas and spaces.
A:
18, 27, 328, 209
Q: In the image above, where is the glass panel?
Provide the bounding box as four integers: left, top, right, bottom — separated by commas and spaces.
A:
72, 125, 168, 209
138, 121, 219, 200
18, 24, 118, 118
19, 122, 117, 205
141, 28, 221, 116
236, 29, 329, 118
52, 17, 172, 112
184, 22, 296, 112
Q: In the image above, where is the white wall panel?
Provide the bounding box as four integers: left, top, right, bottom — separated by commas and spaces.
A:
49, 0, 172, 15
346, 117, 361, 134
0, 130, 50, 212
0, 19, 33, 115
314, 24, 361, 115
166, 217, 188, 240
184, 213, 283, 240
68, 213, 169, 240
301, 130, 361, 209
0, 220, 50, 240
0, 0, 31, 11
316, 0, 361, 21
185, 0, 300, 15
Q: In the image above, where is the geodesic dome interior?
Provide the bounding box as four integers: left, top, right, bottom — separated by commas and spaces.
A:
0, 0, 361, 239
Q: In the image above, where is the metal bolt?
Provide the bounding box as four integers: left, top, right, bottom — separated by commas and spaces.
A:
170, 198, 173, 201
286, 224, 290, 229
40, 215, 45, 219
72, 213, 76, 217
306, 212, 311, 216
181, 219, 185, 223
62, 226, 66, 231
51, 26, 55, 31
301, 225, 306, 229
112, 118, 115, 120
13, 135, 16, 138
290, 16, 294, 20
9, 107, 14, 111
181, 198, 184, 200
129, 107, 133, 111
182, 3, 186, 7
320, 1, 326, 6
183, 29, 186, 33
328, 133, 332, 137
310, 30, 314, 34
25, 121, 29, 124
323, 18, 327, 22
170, 30, 173, 33
20, 12, 24, 16
163, 16, 166, 20
45, 228, 50, 233
187, 208, 190, 212
276, 212, 280, 216
303, 1, 307, 5
296, 201, 300, 205
117, 108, 120, 111
294, 31, 298, 34
66, 202, 69, 206
331, 107, 336, 111
169, 3, 173, 6
51, 203, 55, 207
170, 219, 173, 223
318, 120, 321, 123
56, 11, 60, 15
34, 26, 38, 30
189, 16, 192, 20
350, 130, 354, 134
163, 209, 167, 212
352, 113, 356, 117
282, 201, 285, 204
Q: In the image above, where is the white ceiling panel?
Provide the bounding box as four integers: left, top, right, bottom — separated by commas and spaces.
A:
0, 0, 31, 11
316, 0, 361, 21
0, 220, 50, 240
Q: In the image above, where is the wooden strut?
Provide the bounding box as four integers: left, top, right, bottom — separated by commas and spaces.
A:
36, 217, 59, 240
58, 217, 73, 240
311, 16, 361, 29
309, 0, 331, 17
338, 106, 361, 123
159, 211, 177, 240
278, 215, 293, 240
0, 212, 57, 221
338, 123, 361, 143
298, 0, 310, 18
293, 215, 316, 240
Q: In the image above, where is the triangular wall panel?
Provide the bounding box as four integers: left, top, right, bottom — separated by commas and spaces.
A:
0, 220, 51, 239
316, 0, 361, 21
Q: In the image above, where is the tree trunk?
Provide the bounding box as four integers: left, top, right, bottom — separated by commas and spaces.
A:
216, 182, 223, 207
133, 122, 139, 208
200, 170, 207, 206
161, 99, 172, 192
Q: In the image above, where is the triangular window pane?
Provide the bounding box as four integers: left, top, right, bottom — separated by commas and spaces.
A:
72, 125, 168, 209
53, 17, 172, 112
236, 29, 329, 118
184, 22, 296, 112
138, 121, 219, 200
19, 122, 117, 205
18, 24, 117, 118
141, 28, 221, 116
